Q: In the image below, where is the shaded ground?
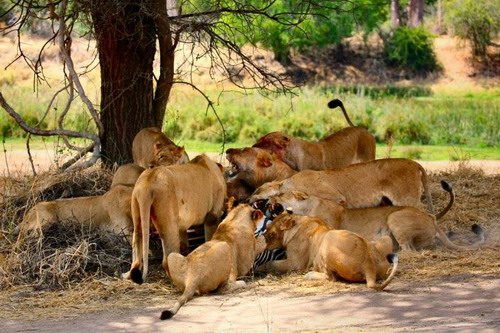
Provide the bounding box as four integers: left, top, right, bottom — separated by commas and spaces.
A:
4, 276, 499, 332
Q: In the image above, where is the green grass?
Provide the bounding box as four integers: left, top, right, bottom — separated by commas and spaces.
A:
164, 86, 500, 148
3, 138, 499, 161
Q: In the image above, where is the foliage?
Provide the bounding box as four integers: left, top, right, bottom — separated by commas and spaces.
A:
161, 87, 499, 147
320, 85, 433, 99
222, 0, 387, 64
385, 26, 440, 73
445, 0, 500, 59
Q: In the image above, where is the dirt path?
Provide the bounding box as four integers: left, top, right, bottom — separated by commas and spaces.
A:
5, 277, 499, 332
2, 149, 500, 176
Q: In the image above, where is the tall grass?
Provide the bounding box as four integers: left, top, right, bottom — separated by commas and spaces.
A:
164, 86, 500, 147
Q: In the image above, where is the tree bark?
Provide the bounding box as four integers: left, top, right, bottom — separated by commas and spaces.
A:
90, 0, 162, 164
390, 0, 401, 28
408, 0, 424, 28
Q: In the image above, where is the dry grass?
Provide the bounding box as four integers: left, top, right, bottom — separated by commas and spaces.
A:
0, 162, 498, 320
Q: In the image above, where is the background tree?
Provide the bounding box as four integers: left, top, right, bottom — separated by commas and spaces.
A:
445, 0, 500, 61
1, 0, 364, 167
225, 0, 387, 65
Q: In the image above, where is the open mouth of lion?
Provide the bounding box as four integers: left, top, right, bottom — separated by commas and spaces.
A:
228, 163, 239, 178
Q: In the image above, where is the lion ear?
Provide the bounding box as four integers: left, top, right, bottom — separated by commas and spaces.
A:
292, 191, 309, 201
175, 146, 185, 157
257, 152, 272, 168
279, 136, 291, 147
280, 216, 296, 231
226, 196, 236, 212
154, 142, 164, 151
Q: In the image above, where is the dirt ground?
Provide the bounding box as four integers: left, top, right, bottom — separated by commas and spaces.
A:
4, 277, 499, 332
1, 160, 499, 332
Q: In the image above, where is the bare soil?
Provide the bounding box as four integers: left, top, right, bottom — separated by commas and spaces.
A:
4, 277, 499, 332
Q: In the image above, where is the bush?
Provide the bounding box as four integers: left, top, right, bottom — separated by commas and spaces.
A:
385, 27, 440, 73
445, 0, 500, 60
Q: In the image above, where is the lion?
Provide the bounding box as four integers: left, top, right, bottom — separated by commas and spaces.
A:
110, 163, 145, 188
132, 127, 189, 169
123, 154, 227, 283
226, 177, 254, 203
160, 204, 267, 319
16, 184, 134, 242
252, 99, 376, 171
260, 213, 398, 290
251, 158, 435, 213
226, 147, 296, 189
267, 182, 484, 251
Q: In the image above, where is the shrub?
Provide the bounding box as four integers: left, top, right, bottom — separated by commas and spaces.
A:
385, 27, 440, 73
445, 0, 500, 60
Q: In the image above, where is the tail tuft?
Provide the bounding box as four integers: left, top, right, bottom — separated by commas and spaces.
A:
130, 267, 143, 285
160, 310, 174, 320
440, 180, 453, 193
327, 99, 343, 109
471, 223, 483, 236
386, 253, 398, 264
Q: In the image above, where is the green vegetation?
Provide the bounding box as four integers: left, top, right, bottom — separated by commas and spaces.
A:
384, 27, 440, 73
224, 0, 387, 63
445, 0, 500, 60
163, 86, 499, 148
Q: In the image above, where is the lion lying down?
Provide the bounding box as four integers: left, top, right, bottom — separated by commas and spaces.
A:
267, 181, 484, 251
16, 184, 134, 242
252, 99, 376, 171
161, 204, 267, 319
260, 213, 398, 290
251, 158, 435, 213
16, 162, 146, 243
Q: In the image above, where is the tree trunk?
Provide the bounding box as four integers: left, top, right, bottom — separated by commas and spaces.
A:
408, 0, 424, 28
90, 0, 162, 164
390, 0, 401, 28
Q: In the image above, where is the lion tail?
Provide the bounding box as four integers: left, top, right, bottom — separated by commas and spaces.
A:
416, 162, 434, 214
129, 188, 154, 285
375, 253, 398, 291
327, 98, 355, 127
435, 223, 485, 251
434, 181, 455, 220
160, 255, 194, 320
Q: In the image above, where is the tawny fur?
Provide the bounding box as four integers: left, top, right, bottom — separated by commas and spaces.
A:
162, 204, 267, 319
16, 185, 134, 242
251, 158, 435, 213
110, 163, 145, 188
132, 127, 189, 169
123, 155, 227, 283
267, 182, 478, 251
252, 99, 375, 171
226, 147, 296, 189
260, 214, 397, 290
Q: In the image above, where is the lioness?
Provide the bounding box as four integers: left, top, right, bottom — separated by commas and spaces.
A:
226, 147, 296, 189
124, 154, 227, 283
161, 204, 267, 319
267, 182, 484, 251
16, 184, 134, 242
226, 177, 254, 203
251, 158, 435, 213
132, 127, 189, 169
261, 213, 398, 290
110, 163, 145, 188
253, 99, 375, 171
